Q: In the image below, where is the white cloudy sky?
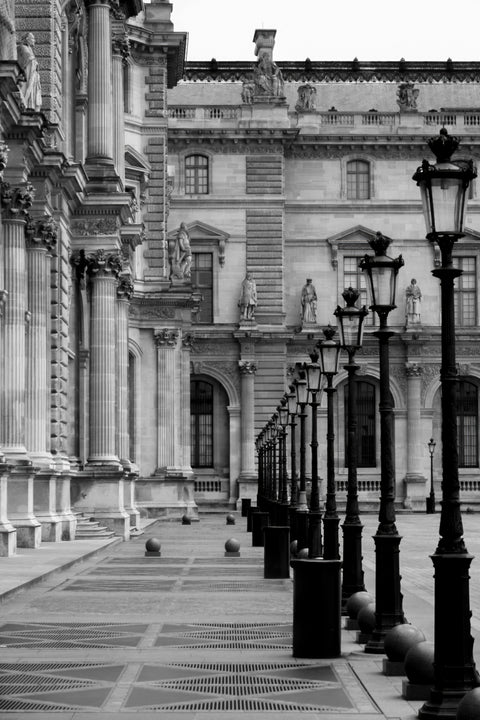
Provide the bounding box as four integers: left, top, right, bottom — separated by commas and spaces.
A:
169, 0, 480, 62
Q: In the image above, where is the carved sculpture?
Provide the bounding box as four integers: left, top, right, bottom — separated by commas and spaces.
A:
397, 82, 419, 112
17, 32, 42, 111
301, 278, 317, 324
238, 272, 257, 321
168, 222, 192, 280
0, 0, 15, 61
296, 84, 317, 112
405, 278, 422, 325
253, 51, 284, 97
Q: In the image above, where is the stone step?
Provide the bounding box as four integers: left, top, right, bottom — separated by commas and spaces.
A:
74, 516, 116, 539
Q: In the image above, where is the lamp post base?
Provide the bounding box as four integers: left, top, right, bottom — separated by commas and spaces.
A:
295, 509, 309, 554
418, 552, 480, 719
365, 532, 405, 654
426, 495, 436, 514
307, 510, 322, 559
341, 521, 366, 610
323, 515, 340, 560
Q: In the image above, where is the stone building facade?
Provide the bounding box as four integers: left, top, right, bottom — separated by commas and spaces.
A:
0, 1, 480, 557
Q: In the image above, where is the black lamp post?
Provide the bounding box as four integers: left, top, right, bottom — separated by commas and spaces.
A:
413, 128, 479, 717
287, 384, 299, 532
305, 351, 323, 559
295, 372, 310, 553
317, 326, 341, 560
270, 413, 278, 516
360, 232, 406, 652
426, 437, 436, 514
334, 287, 369, 605
256, 433, 264, 507
277, 398, 290, 524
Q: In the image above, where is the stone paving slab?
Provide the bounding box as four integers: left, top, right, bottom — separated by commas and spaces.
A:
1, 510, 480, 718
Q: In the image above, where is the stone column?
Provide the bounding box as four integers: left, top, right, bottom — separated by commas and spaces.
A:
156, 329, 179, 471
0, 183, 41, 547
86, 0, 114, 162
238, 360, 257, 495
87, 250, 122, 465
70, 249, 129, 539
228, 406, 241, 507
111, 27, 128, 183
180, 333, 196, 518
404, 362, 427, 509
116, 273, 139, 528
26, 217, 62, 542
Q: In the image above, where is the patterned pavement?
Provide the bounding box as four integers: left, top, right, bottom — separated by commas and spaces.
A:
1, 511, 480, 717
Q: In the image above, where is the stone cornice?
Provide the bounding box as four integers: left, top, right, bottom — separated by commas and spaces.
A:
168, 127, 298, 153
183, 60, 480, 84
128, 25, 186, 87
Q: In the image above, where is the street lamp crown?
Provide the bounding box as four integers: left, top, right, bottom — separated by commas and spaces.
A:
428, 126, 459, 163
368, 231, 393, 257
342, 286, 360, 307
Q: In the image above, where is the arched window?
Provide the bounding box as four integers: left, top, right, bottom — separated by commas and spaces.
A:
191, 380, 213, 467
457, 380, 478, 467
185, 154, 209, 194
346, 160, 370, 199
345, 380, 376, 467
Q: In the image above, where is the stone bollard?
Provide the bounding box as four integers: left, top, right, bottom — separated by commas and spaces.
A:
145, 537, 161, 557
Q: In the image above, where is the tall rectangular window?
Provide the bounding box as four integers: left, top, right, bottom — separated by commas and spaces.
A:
185, 154, 209, 194
343, 256, 374, 325
457, 381, 478, 468
347, 160, 370, 199
191, 253, 213, 324
453, 256, 477, 326
191, 380, 213, 467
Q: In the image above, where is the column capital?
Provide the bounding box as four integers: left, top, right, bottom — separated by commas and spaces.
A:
0, 142, 9, 178
86, 249, 122, 279
154, 329, 179, 348
117, 273, 134, 300
405, 362, 423, 377
112, 28, 129, 60
25, 215, 58, 251
181, 332, 196, 351
0, 182, 35, 221
239, 360, 257, 375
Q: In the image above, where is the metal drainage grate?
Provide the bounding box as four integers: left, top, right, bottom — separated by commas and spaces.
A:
0, 699, 79, 711
106, 557, 187, 565
60, 579, 174, 592
83, 566, 181, 576
186, 566, 264, 576
144, 699, 342, 711
0, 623, 147, 648
180, 580, 287, 592
193, 558, 262, 565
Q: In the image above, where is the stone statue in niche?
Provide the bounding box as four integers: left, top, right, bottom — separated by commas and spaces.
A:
301, 278, 317, 324
17, 32, 42, 111
296, 84, 317, 112
69, 3, 88, 93
253, 51, 284, 97
0, 0, 15, 61
405, 278, 422, 325
397, 82, 419, 112
241, 80, 255, 104
238, 272, 257, 321
168, 222, 192, 280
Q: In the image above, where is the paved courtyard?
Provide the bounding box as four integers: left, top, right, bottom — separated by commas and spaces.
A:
1, 510, 480, 718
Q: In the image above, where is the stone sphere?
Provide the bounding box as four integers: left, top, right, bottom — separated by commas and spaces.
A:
145, 537, 161, 552
346, 591, 374, 620
225, 537, 240, 553
181, 515, 191, 525
226, 514, 236, 525
297, 547, 309, 559
357, 602, 376, 633
384, 623, 426, 661
290, 540, 298, 557
457, 688, 480, 719
404, 641, 434, 684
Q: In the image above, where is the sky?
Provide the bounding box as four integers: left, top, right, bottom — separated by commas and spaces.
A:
169, 0, 480, 62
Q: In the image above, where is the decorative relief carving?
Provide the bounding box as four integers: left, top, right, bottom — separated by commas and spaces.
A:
0, 290, 8, 317
0, 142, 9, 177
71, 216, 119, 236
397, 81, 419, 111
117, 274, 134, 300
154, 328, 179, 348
25, 215, 58, 250
112, 28, 129, 59
239, 360, 257, 375
68, 2, 88, 93
190, 359, 241, 395
389, 364, 407, 399
129, 304, 176, 320
182, 333, 196, 351
0, 182, 34, 219
405, 362, 423, 377
86, 249, 123, 278
421, 364, 441, 404
296, 84, 317, 112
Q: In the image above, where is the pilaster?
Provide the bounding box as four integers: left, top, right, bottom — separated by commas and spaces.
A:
404, 362, 427, 509
238, 360, 257, 483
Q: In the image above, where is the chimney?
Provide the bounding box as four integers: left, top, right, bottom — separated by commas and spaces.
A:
253, 29, 276, 61
145, 0, 174, 30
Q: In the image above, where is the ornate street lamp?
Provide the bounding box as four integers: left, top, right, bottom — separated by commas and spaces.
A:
334, 287, 369, 605
426, 437, 436, 514
270, 413, 279, 511
295, 371, 310, 553
317, 325, 341, 560
256, 432, 264, 507
360, 232, 405, 652
286, 384, 299, 531
305, 350, 323, 559
413, 128, 479, 717
277, 398, 290, 524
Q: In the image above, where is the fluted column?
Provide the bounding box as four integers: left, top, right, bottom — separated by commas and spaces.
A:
86, 0, 114, 162
155, 329, 179, 470
0, 182, 41, 548
238, 360, 257, 481
404, 362, 427, 508
0, 183, 33, 461
180, 333, 194, 473
87, 250, 122, 465
111, 28, 128, 183
25, 217, 56, 465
